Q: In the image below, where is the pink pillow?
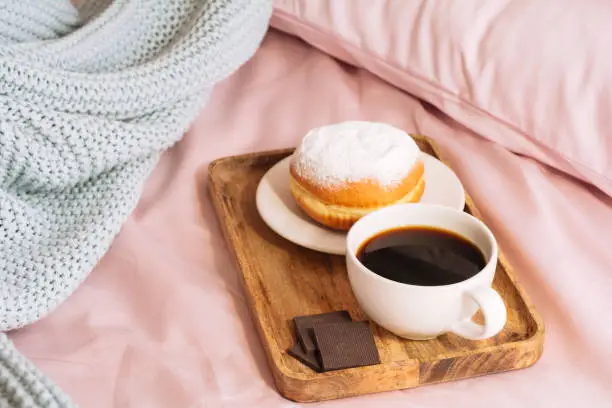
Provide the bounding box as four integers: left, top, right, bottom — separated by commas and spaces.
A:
271, 0, 612, 196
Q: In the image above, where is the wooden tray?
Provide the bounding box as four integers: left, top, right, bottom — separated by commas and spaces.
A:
208, 135, 544, 403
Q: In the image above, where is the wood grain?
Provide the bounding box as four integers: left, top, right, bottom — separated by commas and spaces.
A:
207, 135, 545, 403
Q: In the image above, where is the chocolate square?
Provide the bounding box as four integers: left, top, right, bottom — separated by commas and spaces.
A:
293, 311, 351, 352
312, 321, 381, 371
287, 343, 321, 372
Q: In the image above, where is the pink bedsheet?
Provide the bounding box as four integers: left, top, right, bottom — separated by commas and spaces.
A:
9, 30, 612, 407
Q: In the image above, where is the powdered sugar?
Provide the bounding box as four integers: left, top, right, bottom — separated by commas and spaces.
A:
292, 121, 419, 188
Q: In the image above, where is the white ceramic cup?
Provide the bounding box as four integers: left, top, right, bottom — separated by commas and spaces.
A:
346, 204, 507, 341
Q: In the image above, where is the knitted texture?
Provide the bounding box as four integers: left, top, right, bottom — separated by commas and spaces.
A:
0, 0, 272, 406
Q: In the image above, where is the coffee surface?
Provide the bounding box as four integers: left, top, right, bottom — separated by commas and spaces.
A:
356, 226, 486, 286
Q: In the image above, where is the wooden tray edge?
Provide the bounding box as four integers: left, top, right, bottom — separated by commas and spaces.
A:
208, 147, 294, 174
207, 166, 290, 383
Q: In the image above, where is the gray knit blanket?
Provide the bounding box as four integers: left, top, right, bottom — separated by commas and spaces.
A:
0, 0, 272, 406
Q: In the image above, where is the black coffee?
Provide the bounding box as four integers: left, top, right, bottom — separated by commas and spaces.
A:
356, 226, 486, 286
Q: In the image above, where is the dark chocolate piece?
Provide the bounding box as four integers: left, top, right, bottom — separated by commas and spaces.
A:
287, 343, 321, 372
312, 321, 381, 372
293, 310, 351, 352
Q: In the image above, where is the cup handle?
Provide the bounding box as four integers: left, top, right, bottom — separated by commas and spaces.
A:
450, 286, 507, 340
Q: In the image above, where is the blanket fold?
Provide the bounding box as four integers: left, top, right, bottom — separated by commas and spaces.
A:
0, 0, 272, 406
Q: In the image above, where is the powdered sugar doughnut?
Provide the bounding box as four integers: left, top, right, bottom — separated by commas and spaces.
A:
289, 121, 425, 230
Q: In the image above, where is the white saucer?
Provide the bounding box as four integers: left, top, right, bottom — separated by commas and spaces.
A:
256, 153, 465, 255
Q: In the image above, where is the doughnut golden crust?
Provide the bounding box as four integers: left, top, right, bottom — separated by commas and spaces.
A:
289, 160, 425, 231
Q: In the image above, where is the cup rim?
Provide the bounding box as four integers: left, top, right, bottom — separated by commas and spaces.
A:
346, 203, 498, 290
